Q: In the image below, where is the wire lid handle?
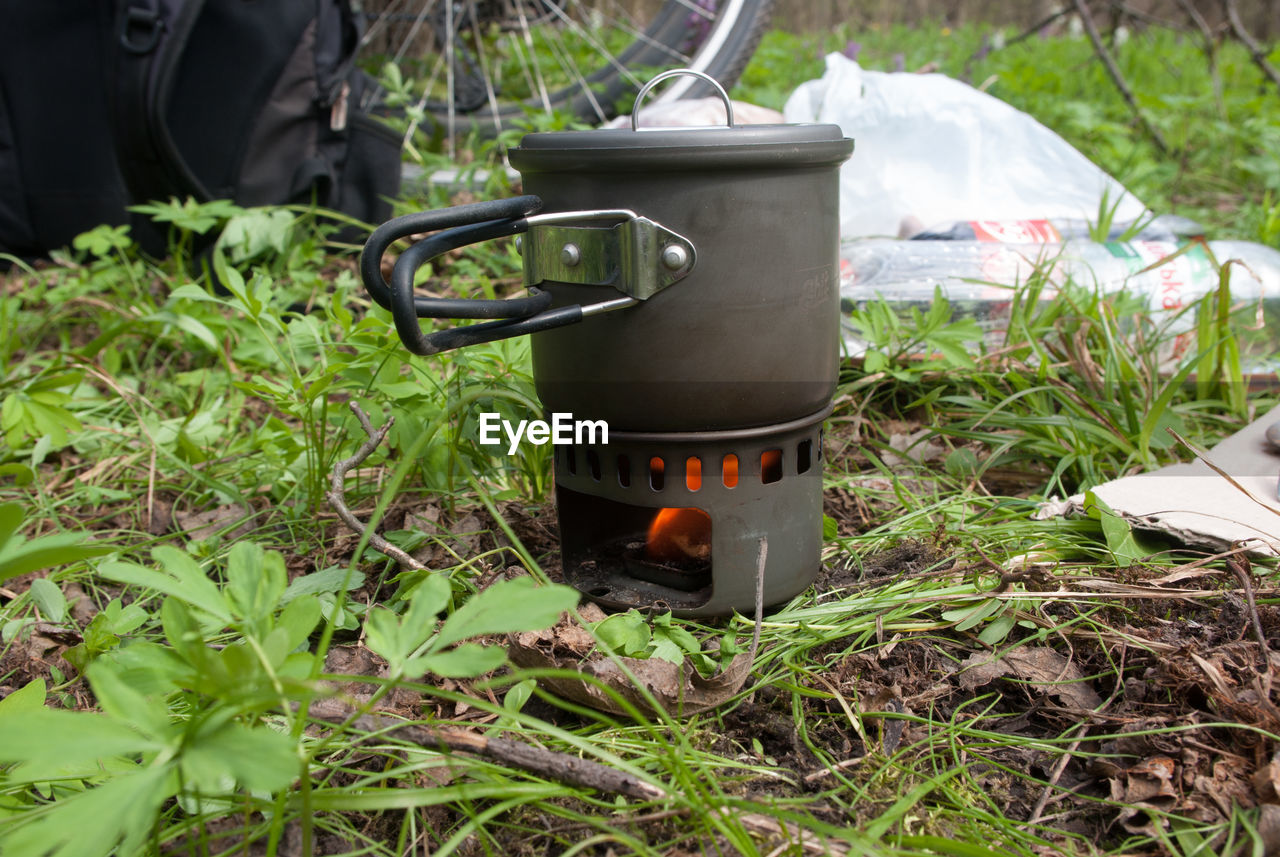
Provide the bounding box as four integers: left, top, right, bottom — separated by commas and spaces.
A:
630, 68, 735, 131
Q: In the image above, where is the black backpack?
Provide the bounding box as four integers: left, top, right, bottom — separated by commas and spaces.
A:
0, 0, 402, 260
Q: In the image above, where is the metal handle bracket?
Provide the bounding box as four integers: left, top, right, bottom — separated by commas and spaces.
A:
521, 209, 696, 300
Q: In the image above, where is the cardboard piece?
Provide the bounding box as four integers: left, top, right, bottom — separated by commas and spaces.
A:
1042, 405, 1280, 555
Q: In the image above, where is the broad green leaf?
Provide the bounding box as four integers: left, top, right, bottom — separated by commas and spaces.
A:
954, 598, 1002, 632
171, 313, 220, 350
161, 597, 217, 668
254, 626, 289, 668
1087, 491, 1162, 566
0, 501, 24, 548
403, 573, 452, 629
0, 462, 36, 486
0, 534, 113, 583
0, 709, 159, 770
217, 640, 259, 683
594, 611, 650, 656
0, 678, 45, 714
277, 594, 322, 649
0, 764, 172, 857
102, 599, 149, 635
98, 641, 186, 699
85, 660, 172, 740
364, 574, 451, 670
182, 720, 298, 793
283, 566, 364, 601
225, 542, 286, 624
28, 577, 66, 623
168, 283, 223, 303
652, 618, 699, 654
406, 643, 506, 679
504, 679, 535, 714
649, 635, 685, 665
100, 548, 230, 622
433, 577, 577, 651
977, 613, 1018, 646
363, 606, 409, 670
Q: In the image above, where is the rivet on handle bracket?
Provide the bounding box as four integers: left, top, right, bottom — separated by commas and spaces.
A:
521, 209, 697, 301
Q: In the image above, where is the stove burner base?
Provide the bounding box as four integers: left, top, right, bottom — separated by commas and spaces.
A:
553, 407, 829, 617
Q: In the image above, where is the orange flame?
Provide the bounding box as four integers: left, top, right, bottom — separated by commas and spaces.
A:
646, 506, 712, 562
642, 452, 779, 562
645, 456, 709, 562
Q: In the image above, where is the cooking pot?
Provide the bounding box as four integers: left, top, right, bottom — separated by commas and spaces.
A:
360, 71, 854, 432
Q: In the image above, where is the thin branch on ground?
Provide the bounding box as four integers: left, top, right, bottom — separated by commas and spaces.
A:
325, 401, 426, 571
1226, 550, 1274, 672
750, 536, 767, 661
1071, 0, 1170, 154
1028, 645, 1124, 825
1223, 0, 1280, 95
311, 700, 849, 854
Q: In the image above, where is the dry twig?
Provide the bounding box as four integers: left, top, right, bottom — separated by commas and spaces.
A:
1071, 0, 1170, 154
1227, 550, 1274, 671
1224, 0, 1280, 95
325, 402, 426, 571
312, 700, 850, 854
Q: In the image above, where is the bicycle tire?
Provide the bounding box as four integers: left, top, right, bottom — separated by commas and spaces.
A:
360, 0, 774, 138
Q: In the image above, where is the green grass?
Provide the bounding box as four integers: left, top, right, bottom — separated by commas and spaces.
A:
1, 18, 1280, 857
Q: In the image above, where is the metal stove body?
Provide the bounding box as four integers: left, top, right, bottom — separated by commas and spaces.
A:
361, 72, 854, 617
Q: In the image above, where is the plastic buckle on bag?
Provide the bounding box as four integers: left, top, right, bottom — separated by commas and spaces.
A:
120, 5, 163, 54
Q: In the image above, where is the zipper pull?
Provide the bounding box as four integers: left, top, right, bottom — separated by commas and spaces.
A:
330, 81, 350, 131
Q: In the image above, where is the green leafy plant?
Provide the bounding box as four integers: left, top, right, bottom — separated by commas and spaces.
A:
129, 197, 244, 271
845, 287, 983, 381
0, 368, 86, 457
365, 574, 578, 680
0, 502, 111, 585
592, 609, 742, 678
0, 541, 575, 857
1088, 185, 1159, 242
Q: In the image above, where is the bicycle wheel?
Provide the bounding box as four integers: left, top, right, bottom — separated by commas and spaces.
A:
359, 0, 773, 139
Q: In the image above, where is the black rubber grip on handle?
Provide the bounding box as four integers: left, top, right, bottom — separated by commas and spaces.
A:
389, 221, 552, 319
359, 195, 545, 316
402, 305, 585, 355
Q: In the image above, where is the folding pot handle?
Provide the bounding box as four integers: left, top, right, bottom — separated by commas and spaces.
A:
360, 195, 696, 356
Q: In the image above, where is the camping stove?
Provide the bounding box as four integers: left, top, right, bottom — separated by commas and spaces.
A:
360, 71, 854, 617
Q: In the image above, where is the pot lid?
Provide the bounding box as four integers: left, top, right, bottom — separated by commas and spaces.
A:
509, 123, 854, 174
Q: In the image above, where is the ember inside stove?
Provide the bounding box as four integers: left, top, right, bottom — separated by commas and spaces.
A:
359, 70, 854, 617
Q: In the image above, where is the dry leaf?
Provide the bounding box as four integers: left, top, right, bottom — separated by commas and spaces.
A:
508, 606, 750, 717
957, 647, 1102, 709
175, 504, 253, 541
1256, 804, 1280, 856
1112, 756, 1181, 835
1120, 756, 1178, 803
1255, 752, 1280, 803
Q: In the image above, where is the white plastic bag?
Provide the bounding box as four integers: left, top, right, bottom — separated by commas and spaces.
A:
783, 53, 1149, 238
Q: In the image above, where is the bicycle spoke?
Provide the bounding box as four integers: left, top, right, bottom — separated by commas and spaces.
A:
537, 17, 612, 122
359, 0, 768, 136
462, 1, 506, 135
510, 3, 555, 115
